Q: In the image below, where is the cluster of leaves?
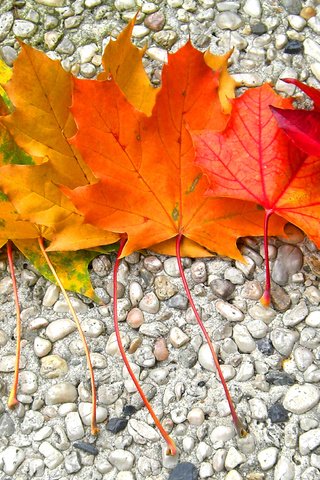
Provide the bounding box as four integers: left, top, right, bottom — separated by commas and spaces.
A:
1, 18, 320, 454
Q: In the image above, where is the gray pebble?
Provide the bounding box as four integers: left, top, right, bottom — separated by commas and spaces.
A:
54, 297, 88, 313
139, 292, 160, 314
248, 304, 276, 323
127, 419, 159, 445
294, 346, 314, 371
246, 319, 268, 339
139, 322, 169, 337
153, 30, 178, 48
216, 12, 242, 30
0, 12, 14, 42
0, 413, 15, 436
0, 354, 26, 372
13, 20, 37, 38
300, 327, 320, 348
191, 261, 207, 283
272, 245, 303, 286
270, 283, 291, 312
210, 278, 235, 299
56, 37, 75, 55
274, 456, 295, 480
154, 275, 178, 300
43, 284, 60, 307
65, 451, 81, 473
224, 267, 245, 285
280, 0, 302, 14
271, 328, 298, 356
299, 428, 320, 455
163, 258, 180, 277
167, 293, 188, 310
283, 300, 308, 327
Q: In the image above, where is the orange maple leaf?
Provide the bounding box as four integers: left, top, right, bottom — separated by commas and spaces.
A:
65, 43, 284, 259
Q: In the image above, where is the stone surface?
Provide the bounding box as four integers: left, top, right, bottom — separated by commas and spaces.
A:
283, 384, 320, 414
168, 462, 199, 480
45, 382, 78, 405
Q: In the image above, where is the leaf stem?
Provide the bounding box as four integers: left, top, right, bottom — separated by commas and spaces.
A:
175, 233, 247, 437
37, 237, 99, 435
260, 210, 273, 307
7, 241, 21, 409
113, 236, 177, 456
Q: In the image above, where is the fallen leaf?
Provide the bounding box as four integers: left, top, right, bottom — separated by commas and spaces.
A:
271, 78, 320, 157
204, 49, 236, 114
99, 17, 158, 115
65, 44, 283, 260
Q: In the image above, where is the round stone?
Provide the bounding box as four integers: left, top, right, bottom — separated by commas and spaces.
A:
216, 12, 242, 30
40, 355, 68, 378
43, 284, 60, 307
45, 319, 76, 342
258, 447, 278, 471
283, 384, 320, 414
244, 0, 262, 17
187, 407, 205, 426
129, 281, 143, 306
13, 20, 37, 38
127, 308, 144, 328
144, 11, 165, 31
45, 382, 78, 405
79, 402, 108, 425
163, 258, 180, 277
19, 370, 38, 394
154, 337, 169, 361
139, 292, 160, 314
198, 343, 217, 372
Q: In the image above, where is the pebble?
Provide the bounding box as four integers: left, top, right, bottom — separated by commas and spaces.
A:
0, 413, 15, 436
65, 412, 84, 441
43, 284, 60, 307
45, 319, 76, 342
225, 446, 246, 470
246, 319, 268, 339
258, 447, 278, 470
127, 418, 159, 444
198, 342, 217, 372
82, 318, 104, 337
303, 38, 320, 63
65, 451, 81, 473
144, 11, 165, 31
274, 456, 295, 480
210, 279, 235, 299
39, 442, 64, 469
283, 384, 320, 414
244, 0, 262, 17
225, 471, 243, 480
216, 300, 244, 322
284, 40, 303, 54
210, 425, 235, 445
1, 446, 25, 475
305, 311, 320, 327
236, 361, 254, 381
73, 441, 99, 455
187, 407, 205, 426
169, 326, 190, 348
294, 346, 314, 371
34, 425, 52, 441
140, 321, 169, 337
0, 354, 26, 372
108, 449, 135, 471
79, 402, 108, 425
272, 245, 303, 285
225, 267, 245, 285
257, 338, 274, 355
241, 280, 262, 300
139, 292, 160, 314
45, 382, 78, 405
216, 12, 242, 30
106, 332, 130, 356
233, 324, 255, 353
248, 304, 276, 323
249, 398, 267, 420
270, 328, 298, 356
40, 354, 68, 378
266, 371, 295, 386
0, 12, 14, 42
191, 261, 207, 283
154, 337, 169, 361
13, 20, 37, 38
107, 417, 128, 434
283, 300, 308, 327
168, 462, 198, 480
167, 293, 188, 310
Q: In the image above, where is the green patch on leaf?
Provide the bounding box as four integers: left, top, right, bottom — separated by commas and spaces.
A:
0, 128, 34, 166
15, 238, 102, 301
171, 204, 179, 222
186, 174, 202, 194
0, 190, 8, 202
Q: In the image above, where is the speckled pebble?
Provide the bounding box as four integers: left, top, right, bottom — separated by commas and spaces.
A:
233, 324, 255, 353
45, 318, 76, 342
216, 300, 244, 322
258, 447, 278, 470
216, 12, 242, 30
169, 326, 190, 348
283, 384, 320, 414
270, 328, 298, 356
139, 292, 160, 314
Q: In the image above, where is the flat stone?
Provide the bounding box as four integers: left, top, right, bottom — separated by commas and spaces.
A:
283, 301, 308, 327
246, 319, 268, 339
0, 354, 26, 372
1, 446, 25, 475
283, 384, 320, 414
35, 0, 66, 5
106, 417, 128, 433
163, 258, 180, 277
225, 446, 246, 470
0, 12, 14, 42
224, 267, 245, 285
153, 30, 178, 48
114, 0, 137, 11
274, 456, 295, 480
13, 20, 37, 38
270, 284, 291, 312
56, 37, 75, 55
304, 38, 320, 63
0, 413, 15, 436
294, 346, 314, 371
45, 319, 76, 342
81, 318, 104, 337
73, 442, 99, 455
65, 451, 81, 474
244, 0, 262, 17
257, 338, 274, 355
168, 462, 199, 480
45, 382, 78, 405
139, 292, 160, 314
216, 12, 242, 30
248, 304, 276, 323
127, 418, 160, 444
198, 342, 217, 372
140, 322, 169, 337
249, 398, 268, 420
0, 46, 17, 67
210, 279, 235, 300
233, 324, 255, 353
216, 300, 244, 322
105, 332, 130, 356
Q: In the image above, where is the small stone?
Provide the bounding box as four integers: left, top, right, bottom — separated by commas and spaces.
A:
167, 293, 188, 310
244, 0, 262, 17
268, 403, 289, 423
266, 371, 295, 386
163, 258, 180, 276
187, 407, 205, 426
154, 338, 169, 361
216, 12, 242, 30
153, 30, 178, 48
283, 301, 308, 327
0, 413, 15, 436
139, 292, 160, 314
191, 261, 207, 283
300, 6, 316, 20
274, 456, 295, 480
283, 384, 320, 414
65, 16, 82, 29
169, 326, 190, 348
168, 462, 198, 480
210, 425, 235, 445
43, 284, 60, 307
56, 37, 75, 55
241, 280, 262, 300
249, 398, 267, 420
284, 40, 303, 54
280, 0, 302, 14
1, 446, 25, 475
39, 442, 64, 469
272, 245, 303, 285
65, 451, 81, 474
45, 382, 78, 405
128, 418, 159, 444
294, 346, 313, 371
92, 255, 111, 276
304, 38, 320, 63
249, 304, 276, 323
233, 324, 255, 353
73, 441, 99, 455
258, 447, 278, 471
246, 319, 268, 339
0, 12, 14, 42
212, 449, 227, 472
251, 21, 268, 35
300, 327, 320, 348
270, 284, 291, 312
154, 275, 178, 300
106, 417, 128, 434
126, 308, 144, 328
224, 267, 245, 285
19, 370, 38, 394
79, 402, 108, 425
198, 342, 217, 372
35, 0, 66, 5
144, 11, 165, 31
40, 354, 68, 378
288, 14, 306, 31
216, 300, 244, 322
306, 311, 320, 327
225, 447, 246, 470
225, 471, 243, 480
65, 412, 84, 441
109, 448, 135, 471
0, 46, 18, 67
114, 0, 136, 11
0, 354, 26, 372
257, 338, 274, 355
13, 20, 37, 38
140, 322, 169, 337
144, 256, 162, 273
305, 286, 320, 305
80, 63, 96, 78
45, 319, 76, 342
210, 279, 235, 299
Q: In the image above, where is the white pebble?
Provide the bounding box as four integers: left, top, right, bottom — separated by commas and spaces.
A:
129, 282, 143, 306
233, 325, 255, 353
258, 447, 278, 470
38, 442, 63, 469
299, 428, 320, 455
198, 342, 218, 372
187, 407, 205, 426
199, 461, 214, 478
34, 336, 52, 357
78, 402, 108, 425
216, 300, 244, 322
243, 0, 262, 17
210, 425, 235, 445
283, 384, 320, 414
0, 446, 25, 475
169, 327, 190, 348
43, 284, 60, 307
225, 446, 246, 470
45, 319, 76, 342
65, 412, 84, 441
212, 448, 227, 472
225, 471, 243, 480
105, 332, 130, 356
274, 456, 295, 480
139, 292, 160, 314
249, 398, 267, 420
45, 382, 78, 405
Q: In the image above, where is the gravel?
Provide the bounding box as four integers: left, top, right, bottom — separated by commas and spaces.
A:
1, 0, 320, 479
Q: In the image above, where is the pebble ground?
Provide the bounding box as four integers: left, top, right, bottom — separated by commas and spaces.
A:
1, 1, 320, 479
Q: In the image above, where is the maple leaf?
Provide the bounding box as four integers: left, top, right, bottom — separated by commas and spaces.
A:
65, 43, 282, 260
271, 78, 320, 157
204, 49, 236, 114
193, 84, 314, 304
99, 16, 159, 116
